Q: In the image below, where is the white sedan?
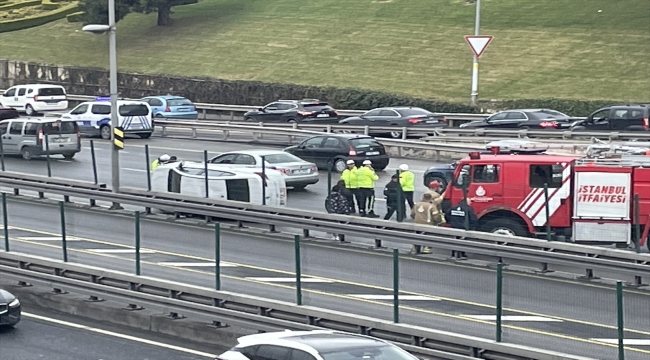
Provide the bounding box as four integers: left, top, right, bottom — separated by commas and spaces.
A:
209, 149, 319, 190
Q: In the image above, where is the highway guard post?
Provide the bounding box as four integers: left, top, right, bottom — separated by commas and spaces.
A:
113, 127, 124, 150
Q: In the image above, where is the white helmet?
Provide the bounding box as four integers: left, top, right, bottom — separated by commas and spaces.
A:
399, 164, 409, 171
346, 159, 355, 165
159, 154, 171, 162
363, 160, 372, 165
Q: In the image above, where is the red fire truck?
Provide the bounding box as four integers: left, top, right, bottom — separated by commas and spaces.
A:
443, 141, 650, 249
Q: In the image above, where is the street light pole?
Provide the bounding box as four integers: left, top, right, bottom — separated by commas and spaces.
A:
470, 0, 481, 105
108, 0, 120, 195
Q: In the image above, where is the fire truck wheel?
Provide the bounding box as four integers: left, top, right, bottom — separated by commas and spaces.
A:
481, 218, 527, 237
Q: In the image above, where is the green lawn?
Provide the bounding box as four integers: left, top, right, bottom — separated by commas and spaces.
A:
0, 0, 649, 102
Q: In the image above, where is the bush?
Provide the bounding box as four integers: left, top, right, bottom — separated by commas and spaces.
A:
0, 2, 78, 33
41, 0, 60, 11
0, 0, 41, 12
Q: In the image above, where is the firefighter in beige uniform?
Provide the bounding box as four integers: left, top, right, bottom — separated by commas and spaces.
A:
410, 192, 445, 254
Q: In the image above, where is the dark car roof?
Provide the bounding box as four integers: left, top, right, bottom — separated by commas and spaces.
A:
315, 134, 374, 140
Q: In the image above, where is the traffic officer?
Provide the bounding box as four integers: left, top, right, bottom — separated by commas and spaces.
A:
357, 159, 379, 217
339, 159, 359, 213
150, 153, 171, 171
445, 197, 479, 259
399, 164, 415, 210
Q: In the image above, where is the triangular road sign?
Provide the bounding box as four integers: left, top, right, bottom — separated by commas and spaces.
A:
464, 35, 494, 58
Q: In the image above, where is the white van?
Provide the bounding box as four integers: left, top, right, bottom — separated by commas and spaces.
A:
61, 97, 154, 140
151, 162, 287, 207
0, 84, 68, 115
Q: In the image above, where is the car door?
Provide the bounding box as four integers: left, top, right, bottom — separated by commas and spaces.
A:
317, 136, 346, 167
1, 88, 17, 108
609, 109, 630, 131
257, 102, 283, 122
482, 112, 508, 128
143, 98, 164, 116
375, 109, 401, 126
504, 111, 528, 128
275, 102, 296, 121
3, 121, 24, 154
352, 109, 382, 126
62, 104, 90, 125
14, 87, 27, 110
293, 136, 326, 164
0, 122, 9, 153
584, 109, 612, 131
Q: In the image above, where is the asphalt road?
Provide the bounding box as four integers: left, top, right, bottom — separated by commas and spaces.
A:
2, 199, 649, 360
0, 311, 221, 360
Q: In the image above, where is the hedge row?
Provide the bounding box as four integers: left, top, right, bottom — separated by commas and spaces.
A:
41, 0, 60, 10
0, 0, 41, 12
0, 2, 78, 33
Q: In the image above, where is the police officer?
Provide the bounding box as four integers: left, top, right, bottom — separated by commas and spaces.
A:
383, 174, 404, 221
357, 160, 379, 217
398, 164, 415, 210
150, 154, 171, 171
445, 197, 479, 258
339, 160, 359, 213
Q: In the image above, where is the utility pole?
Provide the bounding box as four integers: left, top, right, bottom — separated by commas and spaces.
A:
108, 0, 121, 203
470, 0, 481, 105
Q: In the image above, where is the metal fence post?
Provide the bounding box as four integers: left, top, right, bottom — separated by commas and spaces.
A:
393, 248, 399, 323
634, 194, 641, 253
327, 160, 333, 197
261, 155, 266, 205
45, 135, 52, 177
496, 262, 503, 342
145, 144, 151, 191
215, 222, 221, 290
2, 193, 8, 251
203, 150, 209, 198
543, 183, 551, 241
616, 280, 625, 360
59, 201, 67, 262
135, 211, 141, 275
0, 134, 5, 171
294, 235, 302, 305
90, 140, 98, 184
395, 170, 403, 222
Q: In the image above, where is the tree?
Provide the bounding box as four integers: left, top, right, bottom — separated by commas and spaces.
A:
79, 0, 197, 27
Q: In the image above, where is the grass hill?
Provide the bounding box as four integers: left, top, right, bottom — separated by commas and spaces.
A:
0, 0, 648, 102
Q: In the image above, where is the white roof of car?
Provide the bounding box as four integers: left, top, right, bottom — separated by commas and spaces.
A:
221, 149, 294, 156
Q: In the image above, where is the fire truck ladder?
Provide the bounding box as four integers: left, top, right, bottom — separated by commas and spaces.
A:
578, 139, 650, 166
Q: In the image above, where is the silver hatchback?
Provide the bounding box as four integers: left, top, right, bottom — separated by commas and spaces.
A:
209, 149, 319, 190
0, 117, 81, 160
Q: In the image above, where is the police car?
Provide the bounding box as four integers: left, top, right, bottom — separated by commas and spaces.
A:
61, 96, 154, 140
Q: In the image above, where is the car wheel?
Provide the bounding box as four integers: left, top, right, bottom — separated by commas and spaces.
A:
138, 132, 152, 139
481, 218, 528, 237
244, 117, 255, 122
292, 185, 307, 191
389, 131, 402, 138
100, 125, 111, 140
63, 153, 76, 160
25, 104, 36, 116
334, 158, 347, 172
287, 118, 297, 123
21, 147, 32, 160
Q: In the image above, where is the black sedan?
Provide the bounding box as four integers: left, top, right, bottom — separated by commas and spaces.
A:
339, 107, 446, 138
0, 288, 21, 327
243, 99, 339, 124
423, 162, 457, 192
0, 107, 20, 121
459, 109, 576, 130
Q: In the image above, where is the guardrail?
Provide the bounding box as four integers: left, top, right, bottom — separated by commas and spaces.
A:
0, 171, 648, 284
0, 251, 596, 360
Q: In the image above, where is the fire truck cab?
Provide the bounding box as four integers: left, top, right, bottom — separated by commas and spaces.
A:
444, 140, 650, 249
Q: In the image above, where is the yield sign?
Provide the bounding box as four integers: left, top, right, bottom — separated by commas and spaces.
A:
464, 35, 493, 58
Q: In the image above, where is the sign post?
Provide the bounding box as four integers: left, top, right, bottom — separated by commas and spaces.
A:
465, 0, 493, 105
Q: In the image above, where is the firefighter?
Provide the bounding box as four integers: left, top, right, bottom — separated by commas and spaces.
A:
339, 160, 360, 213
383, 174, 405, 221
150, 154, 171, 171
445, 197, 479, 259
410, 193, 444, 254
398, 164, 415, 210
357, 160, 379, 217
425, 180, 444, 205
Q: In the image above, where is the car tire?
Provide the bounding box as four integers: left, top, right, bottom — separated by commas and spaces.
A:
389, 131, 402, 139
63, 153, 76, 160
244, 117, 255, 122
292, 185, 307, 191
21, 147, 32, 160
138, 132, 152, 139
287, 118, 297, 123
25, 104, 36, 116
155, 114, 165, 118
100, 125, 111, 140
333, 158, 347, 172
481, 218, 528, 237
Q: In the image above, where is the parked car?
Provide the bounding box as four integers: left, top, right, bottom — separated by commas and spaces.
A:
208, 149, 319, 190
61, 98, 153, 139
339, 106, 446, 138
0, 288, 22, 327
569, 104, 650, 132
0, 117, 81, 160
138, 95, 198, 120
215, 330, 419, 360
459, 109, 576, 130
422, 162, 457, 192
0, 107, 19, 121
243, 99, 339, 123
0, 84, 68, 116
284, 134, 389, 172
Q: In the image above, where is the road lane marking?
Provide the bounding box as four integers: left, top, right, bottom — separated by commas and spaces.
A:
88, 249, 156, 254
11, 237, 650, 354
349, 294, 439, 300
22, 313, 216, 358
246, 277, 333, 283
157, 261, 237, 267
592, 339, 650, 346
17, 236, 82, 241
464, 315, 563, 322
123, 168, 148, 173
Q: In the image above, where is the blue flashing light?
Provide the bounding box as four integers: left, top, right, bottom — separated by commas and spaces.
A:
94, 96, 110, 102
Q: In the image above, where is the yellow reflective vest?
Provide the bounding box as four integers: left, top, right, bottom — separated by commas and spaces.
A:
357, 166, 378, 188
399, 170, 415, 192
150, 160, 160, 171
340, 167, 359, 189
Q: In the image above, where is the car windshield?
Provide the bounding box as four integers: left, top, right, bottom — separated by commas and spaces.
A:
168, 98, 193, 106
263, 153, 304, 163
119, 104, 149, 116
321, 345, 418, 360
396, 108, 432, 116
533, 110, 570, 119
349, 138, 382, 149
42, 121, 78, 134
38, 87, 65, 96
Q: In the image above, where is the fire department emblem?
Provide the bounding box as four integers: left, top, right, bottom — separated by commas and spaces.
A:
476, 186, 486, 196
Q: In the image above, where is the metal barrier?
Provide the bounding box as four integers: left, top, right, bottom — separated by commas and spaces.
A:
0, 251, 596, 360
0, 171, 648, 283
